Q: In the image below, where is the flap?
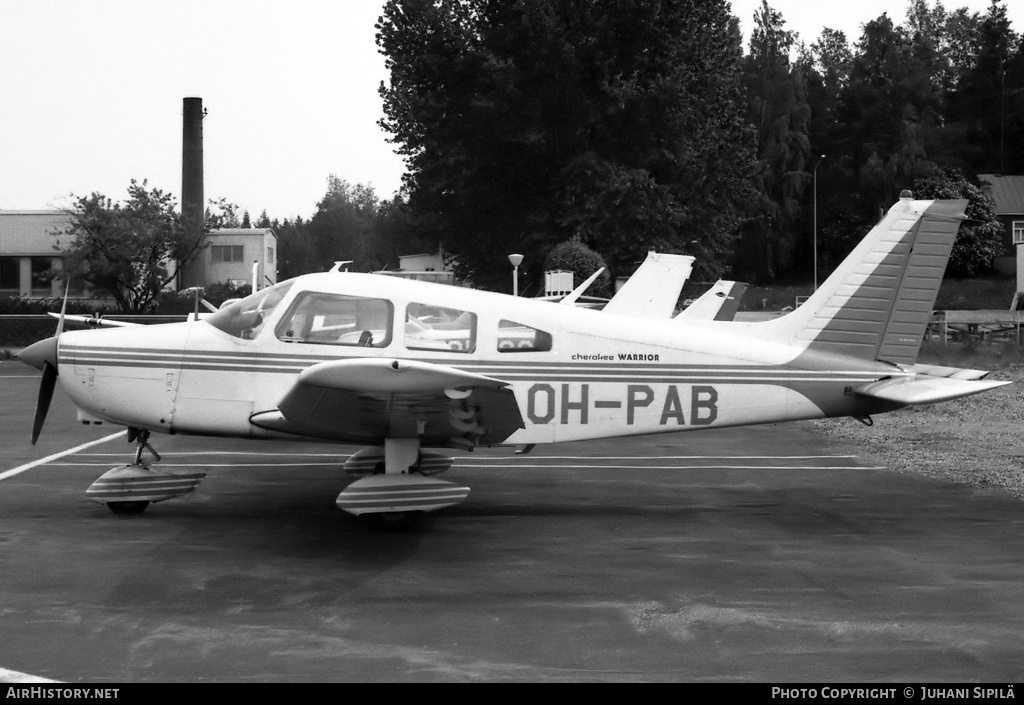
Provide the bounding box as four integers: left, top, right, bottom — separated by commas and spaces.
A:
252, 358, 524, 447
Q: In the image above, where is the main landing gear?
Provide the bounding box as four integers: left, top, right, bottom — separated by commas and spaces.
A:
336, 438, 469, 532
85, 428, 206, 514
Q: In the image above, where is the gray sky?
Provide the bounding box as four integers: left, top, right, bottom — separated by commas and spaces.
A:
2, 1, 1020, 222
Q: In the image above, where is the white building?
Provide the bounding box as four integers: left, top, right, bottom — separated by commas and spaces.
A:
178, 228, 278, 291
0, 210, 71, 297
0, 210, 277, 298
383, 246, 458, 285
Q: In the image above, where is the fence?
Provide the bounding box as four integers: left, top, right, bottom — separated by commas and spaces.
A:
927, 310, 1024, 345
0, 315, 188, 350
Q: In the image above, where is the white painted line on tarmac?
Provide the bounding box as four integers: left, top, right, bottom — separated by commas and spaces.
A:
55, 462, 343, 468
0, 432, 124, 482
456, 463, 883, 470
70, 451, 859, 460
74, 451, 348, 457
0, 666, 60, 683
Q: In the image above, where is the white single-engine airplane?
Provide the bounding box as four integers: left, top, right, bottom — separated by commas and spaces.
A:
18, 195, 1009, 529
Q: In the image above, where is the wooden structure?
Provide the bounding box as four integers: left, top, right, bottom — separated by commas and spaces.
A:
929, 310, 1024, 345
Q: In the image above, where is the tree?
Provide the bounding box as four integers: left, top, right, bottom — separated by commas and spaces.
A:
377, 0, 756, 290
306, 176, 380, 271
841, 12, 941, 209
946, 2, 1023, 173
275, 216, 314, 280
206, 197, 242, 228
54, 180, 206, 313
911, 167, 1003, 277
737, 1, 811, 282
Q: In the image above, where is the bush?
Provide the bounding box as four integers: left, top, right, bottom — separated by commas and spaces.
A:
543, 238, 612, 297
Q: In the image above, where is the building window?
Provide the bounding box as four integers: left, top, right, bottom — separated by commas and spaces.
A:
31, 257, 53, 296
211, 245, 244, 262
1013, 221, 1024, 245
0, 257, 19, 293
267, 246, 275, 264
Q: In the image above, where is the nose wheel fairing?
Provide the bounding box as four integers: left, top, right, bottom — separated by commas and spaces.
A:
86, 464, 206, 509
86, 429, 206, 513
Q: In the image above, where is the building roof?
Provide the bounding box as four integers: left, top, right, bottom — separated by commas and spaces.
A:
978, 174, 1024, 215
0, 210, 66, 215
209, 227, 276, 239
0, 210, 72, 254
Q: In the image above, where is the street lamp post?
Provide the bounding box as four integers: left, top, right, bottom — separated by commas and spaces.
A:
813, 154, 825, 291
508, 253, 524, 296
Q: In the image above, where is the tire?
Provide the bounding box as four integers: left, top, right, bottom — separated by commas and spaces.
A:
363, 511, 422, 532
107, 501, 151, 514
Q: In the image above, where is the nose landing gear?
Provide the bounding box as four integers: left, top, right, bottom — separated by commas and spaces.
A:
85, 428, 206, 514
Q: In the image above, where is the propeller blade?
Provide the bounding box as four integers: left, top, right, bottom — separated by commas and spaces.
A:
31, 361, 57, 445
23, 284, 69, 445
55, 280, 70, 337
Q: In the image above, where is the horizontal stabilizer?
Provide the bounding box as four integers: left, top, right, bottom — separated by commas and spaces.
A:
854, 375, 1009, 406
911, 363, 990, 381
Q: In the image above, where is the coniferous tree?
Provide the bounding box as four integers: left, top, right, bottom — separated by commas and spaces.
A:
737, 1, 811, 282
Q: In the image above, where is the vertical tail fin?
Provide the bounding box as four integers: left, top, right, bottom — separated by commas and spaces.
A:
760, 197, 966, 366
674, 280, 747, 322
603, 252, 694, 319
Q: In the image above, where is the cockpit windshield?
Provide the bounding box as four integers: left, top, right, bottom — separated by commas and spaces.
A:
205, 279, 295, 339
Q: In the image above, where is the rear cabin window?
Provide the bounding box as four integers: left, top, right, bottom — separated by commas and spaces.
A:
276, 292, 393, 348
497, 319, 552, 353
405, 303, 477, 353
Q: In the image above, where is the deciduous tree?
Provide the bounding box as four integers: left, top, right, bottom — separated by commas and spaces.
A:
377, 0, 756, 289
911, 167, 1004, 277
55, 180, 206, 313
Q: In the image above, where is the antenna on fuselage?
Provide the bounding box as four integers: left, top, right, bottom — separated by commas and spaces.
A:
330, 261, 354, 273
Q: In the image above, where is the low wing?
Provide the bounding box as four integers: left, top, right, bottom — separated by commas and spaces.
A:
855, 375, 1010, 406
249, 358, 524, 448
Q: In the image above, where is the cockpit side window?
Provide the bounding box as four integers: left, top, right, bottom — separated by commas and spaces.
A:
405, 303, 477, 353
275, 292, 393, 347
497, 319, 553, 353
205, 280, 295, 340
